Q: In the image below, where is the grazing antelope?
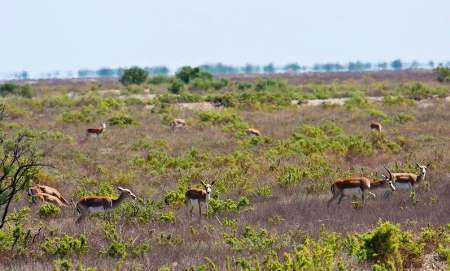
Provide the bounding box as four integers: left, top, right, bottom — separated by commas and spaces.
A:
31, 192, 68, 207
245, 128, 261, 136
185, 181, 215, 219
327, 175, 395, 207
86, 123, 106, 138
170, 118, 187, 130
75, 187, 136, 224
370, 122, 382, 133
28, 185, 69, 205
384, 163, 430, 194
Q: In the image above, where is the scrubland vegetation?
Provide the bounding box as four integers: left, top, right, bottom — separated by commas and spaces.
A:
0, 70, 449, 270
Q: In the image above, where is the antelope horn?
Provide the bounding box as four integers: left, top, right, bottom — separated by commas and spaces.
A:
384, 166, 393, 179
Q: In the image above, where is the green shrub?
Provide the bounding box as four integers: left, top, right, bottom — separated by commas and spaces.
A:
353, 221, 424, 269
163, 191, 185, 206
208, 196, 250, 214
107, 242, 128, 258
433, 65, 450, 82
224, 225, 276, 252
159, 211, 176, 224
53, 258, 72, 271
392, 112, 415, 123
198, 110, 248, 131
345, 93, 368, 109
108, 113, 134, 127
41, 234, 88, 257
396, 82, 448, 100
0, 83, 34, 98
206, 94, 235, 107
168, 79, 184, 94
39, 203, 61, 217
120, 67, 148, 85
176, 66, 212, 83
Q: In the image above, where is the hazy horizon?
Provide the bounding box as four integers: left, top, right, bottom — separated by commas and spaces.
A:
1, 0, 449, 75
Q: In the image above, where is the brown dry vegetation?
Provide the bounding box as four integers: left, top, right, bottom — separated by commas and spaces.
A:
0, 70, 449, 270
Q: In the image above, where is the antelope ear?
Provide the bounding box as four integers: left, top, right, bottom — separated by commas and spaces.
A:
200, 180, 206, 187
426, 162, 431, 168
211, 181, 216, 186
416, 162, 421, 168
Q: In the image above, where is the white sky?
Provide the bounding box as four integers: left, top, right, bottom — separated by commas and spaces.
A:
0, 0, 449, 74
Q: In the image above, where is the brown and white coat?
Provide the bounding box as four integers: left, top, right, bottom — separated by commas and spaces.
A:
185, 181, 215, 218
327, 176, 395, 207
75, 187, 136, 223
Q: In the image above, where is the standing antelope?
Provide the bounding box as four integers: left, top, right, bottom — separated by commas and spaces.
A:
75, 187, 136, 224
384, 163, 430, 195
327, 175, 395, 207
28, 185, 69, 205
170, 118, 187, 130
86, 123, 106, 138
245, 128, 261, 136
370, 122, 382, 133
185, 181, 215, 219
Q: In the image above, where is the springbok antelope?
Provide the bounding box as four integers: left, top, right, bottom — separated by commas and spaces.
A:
185, 181, 215, 219
86, 123, 106, 138
75, 187, 136, 223
28, 185, 69, 205
170, 118, 187, 130
370, 122, 382, 133
245, 128, 261, 136
31, 192, 68, 207
327, 175, 395, 207
384, 163, 430, 194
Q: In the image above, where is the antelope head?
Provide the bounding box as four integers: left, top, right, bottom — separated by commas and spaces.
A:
200, 180, 215, 195
416, 162, 430, 177
381, 174, 396, 191
117, 186, 137, 200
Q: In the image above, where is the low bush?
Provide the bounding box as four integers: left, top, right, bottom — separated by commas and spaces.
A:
39, 203, 61, 217
41, 234, 88, 257
433, 65, 450, 82
108, 113, 135, 127
120, 67, 148, 85
352, 221, 424, 269
0, 83, 34, 98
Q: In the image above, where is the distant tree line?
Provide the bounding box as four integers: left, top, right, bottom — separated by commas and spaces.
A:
77, 65, 170, 78
4, 60, 450, 80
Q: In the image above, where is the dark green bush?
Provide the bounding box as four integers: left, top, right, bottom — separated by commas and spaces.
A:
120, 67, 148, 85
168, 79, 184, 94
176, 66, 212, 83
0, 83, 34, 98
434, 65, 450, 82
108, 113, 134, 127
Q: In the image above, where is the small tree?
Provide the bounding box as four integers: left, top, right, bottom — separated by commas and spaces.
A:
283, 63, 301, 73
0, 132, 45, 228
263, 63, 276, 74
120, 67, 148, 85
391, 59, 403, 70
433, 65, 450, 82
168, 79, 184, 94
